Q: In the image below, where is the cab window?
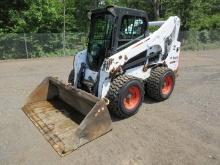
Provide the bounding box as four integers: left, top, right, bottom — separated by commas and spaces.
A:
119, 16, 145, 46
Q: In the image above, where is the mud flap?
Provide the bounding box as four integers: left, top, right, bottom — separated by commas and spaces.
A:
22, 77, 112, 156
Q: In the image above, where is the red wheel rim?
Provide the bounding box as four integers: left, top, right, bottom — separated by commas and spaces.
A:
161, 75, 173, 95
123, 86, 141, 110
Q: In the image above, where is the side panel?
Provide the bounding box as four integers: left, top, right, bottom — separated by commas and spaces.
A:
165, 41, 181, 71
125, 65, 151, 80
73, 50, 88, 86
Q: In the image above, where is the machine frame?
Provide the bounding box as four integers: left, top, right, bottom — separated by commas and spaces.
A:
72, 6, 181, 99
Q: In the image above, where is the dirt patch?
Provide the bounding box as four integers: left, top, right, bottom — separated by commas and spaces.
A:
0, 50, 220, 165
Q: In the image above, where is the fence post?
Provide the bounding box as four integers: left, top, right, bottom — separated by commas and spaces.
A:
63, 0, 66, 56
24, 33, 29, 59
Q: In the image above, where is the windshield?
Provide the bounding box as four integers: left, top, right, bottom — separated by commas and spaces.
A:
88, 13, 114, 70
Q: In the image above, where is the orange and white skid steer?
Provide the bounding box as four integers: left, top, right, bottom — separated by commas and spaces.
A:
22, 6, 181, 156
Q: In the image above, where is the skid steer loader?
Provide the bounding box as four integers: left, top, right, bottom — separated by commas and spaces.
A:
22, 6, 181, 156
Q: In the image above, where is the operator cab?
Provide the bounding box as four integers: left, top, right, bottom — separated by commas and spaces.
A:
87, 6, 148, 71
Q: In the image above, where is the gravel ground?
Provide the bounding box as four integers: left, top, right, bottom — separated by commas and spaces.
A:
0, 49, 220, 165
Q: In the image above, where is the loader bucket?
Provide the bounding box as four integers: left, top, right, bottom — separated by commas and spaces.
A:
22, 77, 112, 156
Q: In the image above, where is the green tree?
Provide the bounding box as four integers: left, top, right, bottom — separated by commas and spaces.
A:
6, 0, 63, 33
160, 0, 220, 30
0, 0, 26, 32
65, 0, 77, 32
188, 0, 220, 30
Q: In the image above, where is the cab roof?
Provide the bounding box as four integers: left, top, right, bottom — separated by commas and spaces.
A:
90, 6, 147, 19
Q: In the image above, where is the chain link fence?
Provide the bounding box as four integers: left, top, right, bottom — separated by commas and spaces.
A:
0, 30, 219, 60
0, 33, 86, 60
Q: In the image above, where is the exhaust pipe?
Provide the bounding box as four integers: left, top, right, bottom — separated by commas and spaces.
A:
22, 77, 112, 156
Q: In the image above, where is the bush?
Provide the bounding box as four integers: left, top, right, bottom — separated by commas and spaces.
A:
182, 30, 220, 50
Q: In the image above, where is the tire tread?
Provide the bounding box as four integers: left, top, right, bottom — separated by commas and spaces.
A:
107, 75, 142, 118
147, 67, 174, 101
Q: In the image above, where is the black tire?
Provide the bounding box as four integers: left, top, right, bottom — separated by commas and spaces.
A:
68, 69, 75, 85
146, 67, 175, 101
107, 75, 145, 118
